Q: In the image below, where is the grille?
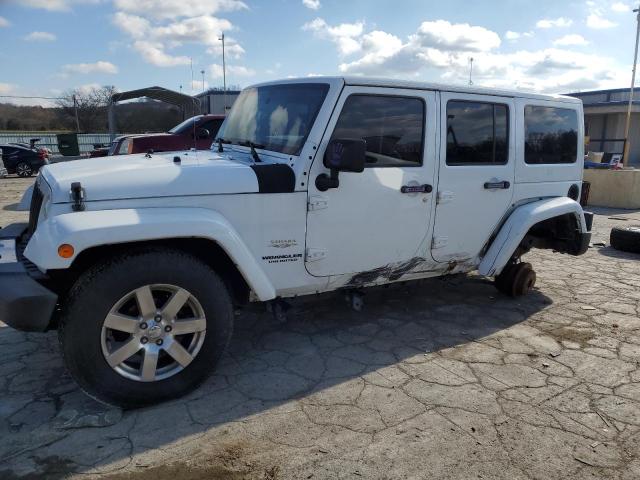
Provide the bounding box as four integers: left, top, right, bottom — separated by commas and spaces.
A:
27, 183, 44, 235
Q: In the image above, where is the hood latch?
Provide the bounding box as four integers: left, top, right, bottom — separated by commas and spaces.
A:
70, 182, 86, 212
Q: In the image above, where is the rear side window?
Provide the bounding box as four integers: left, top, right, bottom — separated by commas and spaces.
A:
446, 101, 509, 165
524, 106, 578, 164
331, 95, 425, 167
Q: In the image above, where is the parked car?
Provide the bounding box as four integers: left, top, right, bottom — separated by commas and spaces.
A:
0, 148, 7, 178
88, 143, 110, 158
107, 114, 225, 156
0, 142, 49, 177
0, 77, 592, 408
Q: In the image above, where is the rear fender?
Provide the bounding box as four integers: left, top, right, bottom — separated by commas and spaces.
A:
478, 197, 589, 277
24, 207, 276, 301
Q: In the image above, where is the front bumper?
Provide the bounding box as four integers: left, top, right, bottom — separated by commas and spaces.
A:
0, 223, 57, 332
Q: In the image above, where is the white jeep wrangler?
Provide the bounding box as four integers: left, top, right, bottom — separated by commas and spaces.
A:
0, 77, 592, 407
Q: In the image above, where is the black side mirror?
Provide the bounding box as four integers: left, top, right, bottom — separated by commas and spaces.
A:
316, 138, 366, 191
196, 128, 210, 139
323, 138, 366, 172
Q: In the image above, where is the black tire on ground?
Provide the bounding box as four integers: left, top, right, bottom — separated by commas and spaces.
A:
58, 248, 234, 408
16, 162, 33, 177
610, 226, 640, 254
495, 262, 536, 297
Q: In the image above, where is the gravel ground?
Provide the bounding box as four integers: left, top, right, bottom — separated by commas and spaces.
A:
1, 176, 640, 479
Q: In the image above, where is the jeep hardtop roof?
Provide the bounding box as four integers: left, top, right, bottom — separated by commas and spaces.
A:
250, 76, 581, 104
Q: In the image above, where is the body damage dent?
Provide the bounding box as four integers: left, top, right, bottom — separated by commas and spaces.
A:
345, 257, 427, 287
341, 257, 473, 288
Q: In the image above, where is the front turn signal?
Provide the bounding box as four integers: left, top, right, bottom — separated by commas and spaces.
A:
58, 244, 75, 258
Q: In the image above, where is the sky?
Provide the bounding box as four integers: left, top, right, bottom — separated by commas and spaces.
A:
0, 0, 639, 106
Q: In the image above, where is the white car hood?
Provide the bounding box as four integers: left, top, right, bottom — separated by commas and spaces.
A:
42, 150, 262, 203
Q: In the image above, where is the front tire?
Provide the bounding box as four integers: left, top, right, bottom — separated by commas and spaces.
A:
59, 248, 234, 408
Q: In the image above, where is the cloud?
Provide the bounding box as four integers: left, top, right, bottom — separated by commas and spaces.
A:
536, 17, 573, 28
0, 16, 10, 27
505, 30, 533, 41
10, 0, 101, 11
112, 1, 249, 68
112, 12, 150, 38
302, 0, 321, 10
0, 83, 15, 95
309, 17, 623, 93
113, 0, 247, 20
76, 83, 102, 94
412, 20, 500, 51
587, 13, 617, 28
611, 2, 631, 12
191, 79, 209, 92
62, 61, 119, 74
24, 31, 57, 42
553, 34, 588, 46
132, 41, 190, 66
303, 17, 364, 55
209, 63, 255, 78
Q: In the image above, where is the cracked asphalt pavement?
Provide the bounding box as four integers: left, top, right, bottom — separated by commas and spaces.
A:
1, 176, 640, 479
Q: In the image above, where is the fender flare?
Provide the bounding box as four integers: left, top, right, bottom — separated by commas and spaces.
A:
24, 207, 277, 301
478, 197, 588, 277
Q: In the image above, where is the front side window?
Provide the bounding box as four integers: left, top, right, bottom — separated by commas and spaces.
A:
218, 83, 329, 155
446, 101, 509, 165
117, 138, 130, 155
525, 106, 578, 164
331, 95, 425, 167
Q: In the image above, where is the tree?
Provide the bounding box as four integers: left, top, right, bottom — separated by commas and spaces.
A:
55, 85, 117, 132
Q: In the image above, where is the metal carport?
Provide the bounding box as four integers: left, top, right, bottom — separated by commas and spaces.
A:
108, 86, 201, 140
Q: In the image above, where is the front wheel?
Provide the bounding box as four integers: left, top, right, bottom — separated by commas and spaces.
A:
59, 249, 234, 408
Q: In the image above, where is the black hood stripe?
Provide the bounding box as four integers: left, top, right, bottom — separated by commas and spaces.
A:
250, 164, 296, 193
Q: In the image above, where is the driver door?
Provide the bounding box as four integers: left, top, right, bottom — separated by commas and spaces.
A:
305, 86, 438, 277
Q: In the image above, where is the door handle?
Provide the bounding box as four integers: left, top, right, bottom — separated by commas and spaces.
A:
484, 180, 510, 190
401, 184, 433, 194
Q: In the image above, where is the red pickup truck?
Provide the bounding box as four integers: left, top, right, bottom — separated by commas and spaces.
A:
91, 115, 225, 157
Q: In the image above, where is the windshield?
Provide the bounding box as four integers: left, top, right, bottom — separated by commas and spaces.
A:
217, 83, 329, 155
169, 116, 202, 134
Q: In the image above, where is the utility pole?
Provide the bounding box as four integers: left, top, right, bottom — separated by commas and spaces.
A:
72, 94, 80, 132
218, 32, 227, 113
200, 70, 205, 93
468, 57, 474, 86
623, 4, 640, 167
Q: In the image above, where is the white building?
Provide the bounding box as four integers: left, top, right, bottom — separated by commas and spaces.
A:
194, 89, 241, 115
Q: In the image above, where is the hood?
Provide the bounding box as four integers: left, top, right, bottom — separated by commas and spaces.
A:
42, 150, 262, 203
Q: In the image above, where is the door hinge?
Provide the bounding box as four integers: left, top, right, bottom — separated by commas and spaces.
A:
307, 195, 328, 211
432, 236, 448, 249
437, 191, 454, 204
305, 248, 327, 262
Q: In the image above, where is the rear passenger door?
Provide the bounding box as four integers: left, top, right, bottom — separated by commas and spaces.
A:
431, 93, 515, 263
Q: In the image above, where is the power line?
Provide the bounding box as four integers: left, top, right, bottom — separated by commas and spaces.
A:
0, 95, 64, 100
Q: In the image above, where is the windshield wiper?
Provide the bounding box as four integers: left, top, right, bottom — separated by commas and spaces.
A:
216, 137, 231, 152
238, 140, 265, 162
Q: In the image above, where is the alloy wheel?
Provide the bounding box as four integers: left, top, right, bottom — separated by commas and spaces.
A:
100, 284, 207, 382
